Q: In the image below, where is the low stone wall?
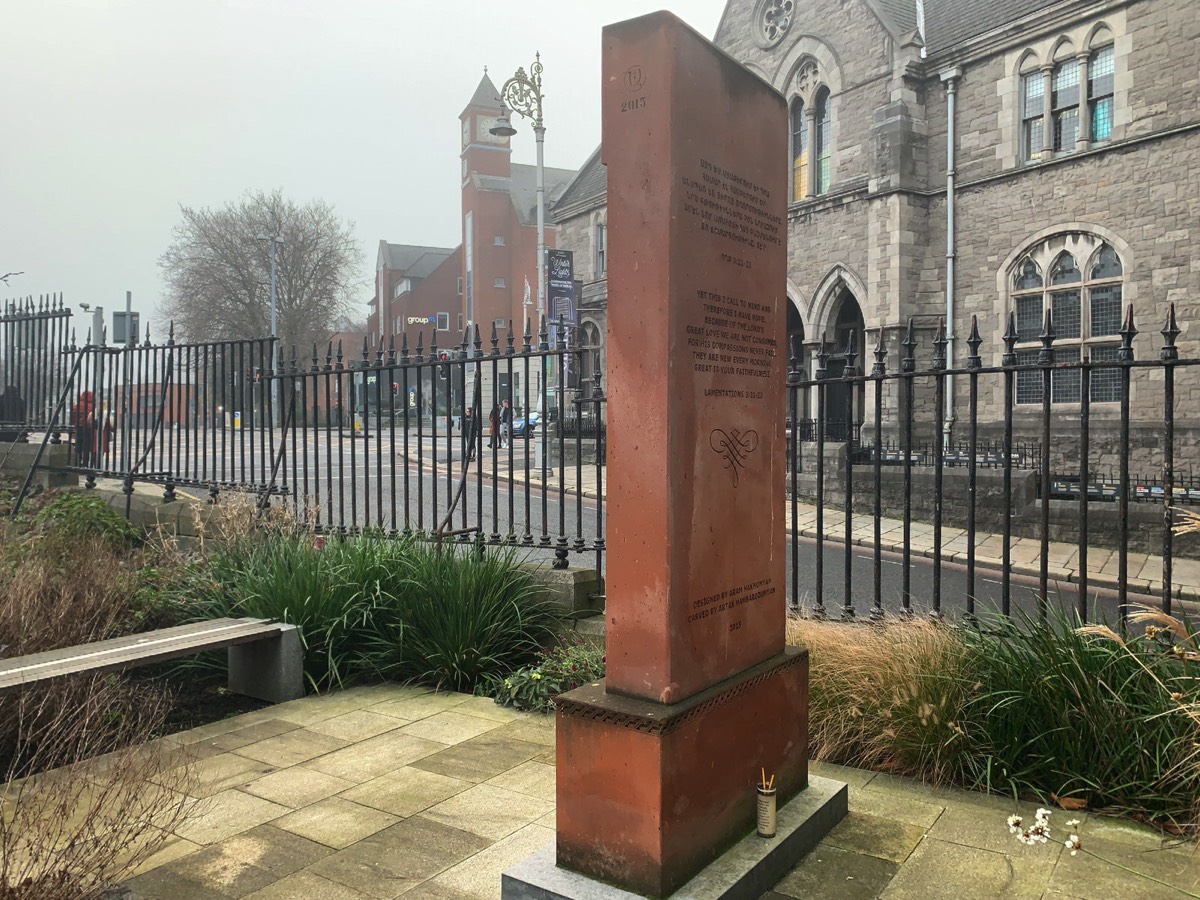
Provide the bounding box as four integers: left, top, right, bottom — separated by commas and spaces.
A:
794, 445, 1200, 557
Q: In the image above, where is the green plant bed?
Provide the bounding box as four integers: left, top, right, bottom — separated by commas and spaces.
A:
790, 605, 1200, 832
189, 532, 562, 694
490, 639, 606, 712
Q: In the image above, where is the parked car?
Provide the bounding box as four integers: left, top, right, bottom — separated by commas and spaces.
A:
511, 410, 540, 437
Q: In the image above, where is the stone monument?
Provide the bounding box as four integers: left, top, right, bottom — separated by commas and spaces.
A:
503, 12, 845, 899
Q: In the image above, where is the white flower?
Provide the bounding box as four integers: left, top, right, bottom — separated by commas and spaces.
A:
1007, 815, 1023, 834
1065, 819, 1081, 828
1064, 834, 1081, 856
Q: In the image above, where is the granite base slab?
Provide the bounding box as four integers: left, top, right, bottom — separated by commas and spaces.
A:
501, 775, 847, 900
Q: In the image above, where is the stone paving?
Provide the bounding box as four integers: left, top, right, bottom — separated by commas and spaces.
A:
118, 684, 1198, 899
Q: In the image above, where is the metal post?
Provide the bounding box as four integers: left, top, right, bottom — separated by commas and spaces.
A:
535, 123, 547, 473
269, 237, 279, 429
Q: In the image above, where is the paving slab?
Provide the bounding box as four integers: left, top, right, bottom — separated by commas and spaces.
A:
233, 728, 350, 768
305, 709, 409, 742
307, 815, 491, 899
338, 765, 473, 817
372, 690, 473, 721
823, 811, 926, 864
410, 734, 545, 783
242, 869, 375, 898
422, 783, 555, 842
304, 731, 449, 783
772, 844, 899, 899
880, 836, 1057, 899
172, 789, 290, 846
270, 796, 401, 849
485, 761, 558, 803
431, 822, 556, 900
399, 710, 507, 745
240, 767, 357, 809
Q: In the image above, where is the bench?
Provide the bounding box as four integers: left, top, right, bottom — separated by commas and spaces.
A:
0, 617, 304, 704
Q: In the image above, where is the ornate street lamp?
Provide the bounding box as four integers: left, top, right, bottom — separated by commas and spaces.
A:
492, 54, 550, 471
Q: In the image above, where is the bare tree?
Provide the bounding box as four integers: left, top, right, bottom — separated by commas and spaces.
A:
158, 190, 362, 355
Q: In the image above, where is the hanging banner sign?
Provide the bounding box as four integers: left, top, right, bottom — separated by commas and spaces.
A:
546, 249, 577, 329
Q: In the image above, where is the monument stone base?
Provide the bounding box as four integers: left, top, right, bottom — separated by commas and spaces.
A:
501, 774, 847, 900
552, 649, 822, 897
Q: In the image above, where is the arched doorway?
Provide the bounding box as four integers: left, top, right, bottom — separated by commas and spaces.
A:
823, 289, 864, 441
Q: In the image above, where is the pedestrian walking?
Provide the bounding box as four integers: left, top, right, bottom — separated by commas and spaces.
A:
487, 404, 500, 449
72, 390, 96, 467
500, 398, 512, 449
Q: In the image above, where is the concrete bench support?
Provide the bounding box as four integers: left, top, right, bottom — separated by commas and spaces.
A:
228, 624, 305, 703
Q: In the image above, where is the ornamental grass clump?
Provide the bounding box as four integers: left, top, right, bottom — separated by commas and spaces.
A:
362, 545, 561, 693
786, 615, 973, 782
955, 606, 1200, 824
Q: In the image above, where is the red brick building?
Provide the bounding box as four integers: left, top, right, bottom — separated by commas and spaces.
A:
368, 72, 577, 405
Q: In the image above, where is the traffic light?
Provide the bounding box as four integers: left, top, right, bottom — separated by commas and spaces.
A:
438, 352, 449, 380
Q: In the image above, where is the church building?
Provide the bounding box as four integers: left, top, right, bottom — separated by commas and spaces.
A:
552, 0, 1200, 467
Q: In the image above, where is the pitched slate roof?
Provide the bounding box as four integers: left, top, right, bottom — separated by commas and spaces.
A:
922, 0, 1065, 53
868, 0, 920, 35
552, 145, 607, 213
379, 242, 455, 273
462, 72, 501, 116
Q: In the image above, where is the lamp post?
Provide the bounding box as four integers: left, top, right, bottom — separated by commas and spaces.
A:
492, 53, 548, 472
256, 232, 284, 427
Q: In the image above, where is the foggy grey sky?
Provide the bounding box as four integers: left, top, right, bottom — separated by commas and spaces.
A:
2, 0, 726, 339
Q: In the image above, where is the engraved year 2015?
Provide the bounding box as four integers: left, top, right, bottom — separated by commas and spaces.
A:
729, 620, 743, 633
620, 97, 646, 113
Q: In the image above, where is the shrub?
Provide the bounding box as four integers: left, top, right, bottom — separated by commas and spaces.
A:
789, 606, 1200, 829
492, 639, 606, 712
191, 532, 561, 694
957, 607, 1200, 824
0, 540, 141, 660
362, 544, 562, 693
31, 492, 140, 553
190, 532, 394, 692
0, 677, 195, 899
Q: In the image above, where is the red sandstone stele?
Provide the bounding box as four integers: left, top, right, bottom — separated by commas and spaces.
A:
553, 11, 810, 897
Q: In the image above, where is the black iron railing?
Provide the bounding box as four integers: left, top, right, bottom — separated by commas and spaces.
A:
786, 303, 1197, 627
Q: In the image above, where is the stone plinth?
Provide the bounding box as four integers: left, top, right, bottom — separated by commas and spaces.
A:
556, 649, 808, 897
505, 775, 847, 900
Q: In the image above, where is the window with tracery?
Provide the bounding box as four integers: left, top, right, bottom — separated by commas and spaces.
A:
1011, 238, 1125, 404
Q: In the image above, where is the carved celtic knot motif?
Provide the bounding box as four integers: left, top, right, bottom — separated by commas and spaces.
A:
796, 61, 819, 96
761, 1, 795, 45
710, 428, 759, 487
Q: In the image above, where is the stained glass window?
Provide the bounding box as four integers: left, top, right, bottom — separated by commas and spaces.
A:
1012, 242, 1125, 405
1089, 46, 1114, 142
790, 98, 808, 201
815, 88, 832, 194
1014, 259, 1042, 290
1050, 253, 1081, 285
1052, 59, 1080, 151
1021, 72, 1044, 162
1089, 345, 1122, 403
1016, 295, 1043, 342
1052, 290, 1082, 339
1052, 348, 1081, 403
1091, 245, 1122, 280
1090, 284, 1122, 336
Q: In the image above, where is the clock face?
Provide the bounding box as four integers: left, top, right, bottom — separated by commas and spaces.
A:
477, 116, 506, 143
